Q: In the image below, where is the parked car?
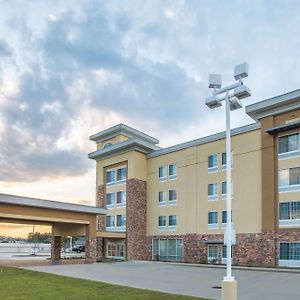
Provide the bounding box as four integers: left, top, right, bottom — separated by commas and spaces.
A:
72, 245, 85, 253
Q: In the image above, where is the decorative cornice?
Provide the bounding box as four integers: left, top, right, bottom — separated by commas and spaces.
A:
89, 123, 159, 144
246, 89, 300, 121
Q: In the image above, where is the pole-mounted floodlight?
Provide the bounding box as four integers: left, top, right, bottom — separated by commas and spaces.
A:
205, 63, 251, 300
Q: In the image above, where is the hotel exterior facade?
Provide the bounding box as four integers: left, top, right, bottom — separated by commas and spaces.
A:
89, 89, 300, 268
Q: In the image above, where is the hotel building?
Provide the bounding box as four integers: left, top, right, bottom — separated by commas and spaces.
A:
88, 89, 300, 268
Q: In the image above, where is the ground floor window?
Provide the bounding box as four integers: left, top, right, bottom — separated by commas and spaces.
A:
107, 242, 125, 259
152, 239, 183, 262
279, 242, 300, 267
207, 245, 218, 263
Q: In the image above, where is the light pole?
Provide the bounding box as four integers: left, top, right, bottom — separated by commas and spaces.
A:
205, 63, 251, 300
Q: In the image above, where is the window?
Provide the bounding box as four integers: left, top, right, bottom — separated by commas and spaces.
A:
279, 167, 300, 192
222, 182, 227, 195
208, 183, 218, 199
152, 239, 183, 262
159, 166, 167, 180
279, 243, 300, 267
116, 191, 126, 206
169, 189, 177, 202
106, 193, 115, 207
222, 152, 227, 166
158, 216, 167, 228
158, 191, 167, 205
117, 167, 126, 182
116, 215, 126, 228
168, 164, 177, 178
208, 212, 218, 229
278, 133, 300, 155
222, 210, 232, 224
208, 245, 218, 262
106, 215, 115, 228
106, 170, 116, 185
168, 215, 177, 228
208, 154, 218, 171
107, 242, 125, 259
279, 201, 300, 226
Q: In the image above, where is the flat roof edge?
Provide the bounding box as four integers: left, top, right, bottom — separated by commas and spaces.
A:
147, 123, 260, 158
89, 123, 159, 144
0, 193, 106, 215
88, 138, 160, 160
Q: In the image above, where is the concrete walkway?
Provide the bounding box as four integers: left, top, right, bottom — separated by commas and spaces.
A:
25, 261, 300, 300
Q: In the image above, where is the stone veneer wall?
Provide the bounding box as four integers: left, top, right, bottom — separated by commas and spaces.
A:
127, 178, 147, 260
147, 228, 300, 267
51, 236, 61, 261
85, 237, 98, 263
96, 184, 105, 260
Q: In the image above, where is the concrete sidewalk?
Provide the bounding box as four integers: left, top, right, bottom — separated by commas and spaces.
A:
24, 261, 300, 300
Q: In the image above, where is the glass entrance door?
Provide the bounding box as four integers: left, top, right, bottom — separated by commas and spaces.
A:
107, 241, 125, 259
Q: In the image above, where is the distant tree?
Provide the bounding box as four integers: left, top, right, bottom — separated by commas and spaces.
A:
27, 232, 51, 243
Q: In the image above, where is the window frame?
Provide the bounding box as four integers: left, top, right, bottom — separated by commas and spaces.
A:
208, 183, 218, 200
278, 132, 300, 159
279, 201, 300, 227
158, 166, 167, 181
116, 167, 127, 183
208, 154, 218, 173
106, 192, 115, 208
208, 211, 218, 229
168, 163, 177, 179
278, 167, 300, 192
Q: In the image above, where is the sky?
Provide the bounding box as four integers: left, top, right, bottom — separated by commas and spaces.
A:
0, 0, 300, 235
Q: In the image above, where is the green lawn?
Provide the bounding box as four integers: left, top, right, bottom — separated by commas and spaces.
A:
0, 266, 209, 300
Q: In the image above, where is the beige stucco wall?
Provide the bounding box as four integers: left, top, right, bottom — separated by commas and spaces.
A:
146, 129, 262, 236
95, 150, 147, 189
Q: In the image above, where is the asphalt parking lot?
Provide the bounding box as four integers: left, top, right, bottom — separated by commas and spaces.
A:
25, 261, 300, 300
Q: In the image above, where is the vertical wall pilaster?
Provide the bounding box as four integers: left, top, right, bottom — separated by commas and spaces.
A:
85, 222, 97, 263
126, 178, 147, 260
51, 236, 61, 261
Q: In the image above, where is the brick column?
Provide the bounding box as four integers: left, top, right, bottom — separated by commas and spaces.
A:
85, 237, 97, 263
85, 220, 97, 263
126, 178, 147, 260
96, 184, 105, 260
51, 236, 61, 262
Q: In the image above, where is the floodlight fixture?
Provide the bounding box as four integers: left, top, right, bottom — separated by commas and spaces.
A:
234, 62, 249, 80
209, 74, 222, 89
205, 95, 222, 109
229, 97, 243, 111
233, 85, 251, 100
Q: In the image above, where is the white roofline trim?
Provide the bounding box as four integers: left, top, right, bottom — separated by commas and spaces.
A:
147, 123, 260, 158
88, 137, 161, 160
0, 193, 106, 215
89, 123, 159, 144
246, 89, 300, 121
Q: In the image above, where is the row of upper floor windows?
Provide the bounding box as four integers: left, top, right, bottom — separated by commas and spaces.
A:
208, 210, 232, 228
158, 215, 177, 230
106, 191, 126, 208
278, 132, 300, 159
158, 164, 177, 181
279, 167, 300, 192
106, 166, 127, 185
106, 214, 126, 229
208, 152, 232, 172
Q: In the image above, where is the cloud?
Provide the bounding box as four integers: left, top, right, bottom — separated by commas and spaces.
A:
0, 39, 12, 56
0, 0, 300, 185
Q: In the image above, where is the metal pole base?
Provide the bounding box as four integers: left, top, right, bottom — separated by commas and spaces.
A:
222, 279, 237, 300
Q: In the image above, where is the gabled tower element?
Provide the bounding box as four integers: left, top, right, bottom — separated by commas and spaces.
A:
89, 124, 159, 261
